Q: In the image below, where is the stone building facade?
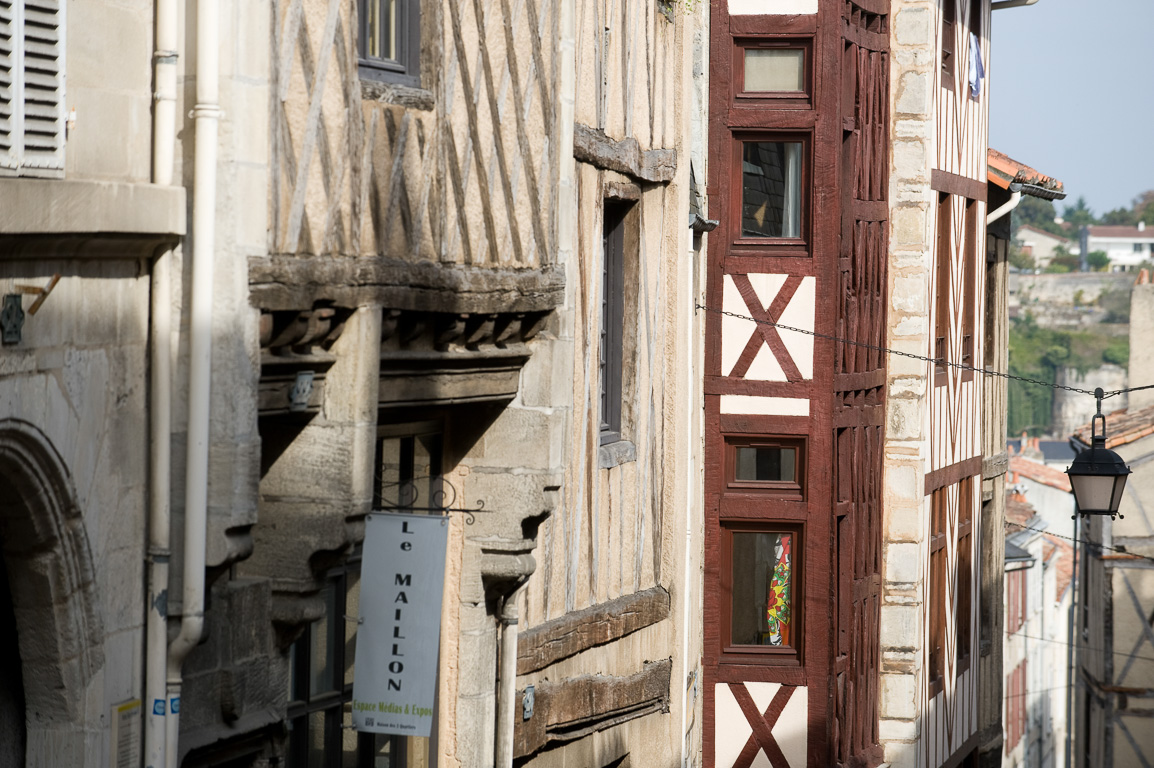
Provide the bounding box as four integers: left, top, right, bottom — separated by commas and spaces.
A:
0, 0, 707, 767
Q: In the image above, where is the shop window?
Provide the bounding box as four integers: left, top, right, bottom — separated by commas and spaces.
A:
723, 526, 801, 654
740, 140, 804, 240
358, 0, 420, 87
726, 436, 805, 498
286, 555, 433, 767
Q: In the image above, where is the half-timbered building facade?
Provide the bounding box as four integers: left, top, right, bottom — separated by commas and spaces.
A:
879, 1, 1003, 766
705, 1, 891, 765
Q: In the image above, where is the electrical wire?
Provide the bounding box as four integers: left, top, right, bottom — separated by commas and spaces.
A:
1006, 628, 1154, 667
695, 304, 1152, 401
1005, 520, 1154, 566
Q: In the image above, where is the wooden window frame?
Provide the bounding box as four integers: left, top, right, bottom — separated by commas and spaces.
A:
357, 0, 421, 87
731, 132, 812, 252
719, 521, 804, 664
724, 435, 806, 500
934, 193, 951, 386
956, 477, 973, 673
733, 38, 813, 107
941, 0, 956, 91
600, 201, 630, 445
961, 199, 977, 379
929, 488, 947, 697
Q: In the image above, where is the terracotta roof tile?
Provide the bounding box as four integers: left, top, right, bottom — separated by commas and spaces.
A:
1010, 456, 1072, 492
988, 148, 1065, 194
1015, 224, 1071, 244
1006, 496, 1036, 528
1087, 225, 1154, 240
1071, 403, 1154, 449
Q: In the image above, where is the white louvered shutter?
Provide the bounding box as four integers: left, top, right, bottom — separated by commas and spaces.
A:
19, 0, 63, 172
0, 0, 63, 176
0, 0, 15, 171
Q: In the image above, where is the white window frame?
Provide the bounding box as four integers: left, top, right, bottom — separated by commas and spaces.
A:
0, 0, 66, 178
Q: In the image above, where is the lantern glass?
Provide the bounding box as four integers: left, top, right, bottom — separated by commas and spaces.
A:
1070, 471, 1118, 514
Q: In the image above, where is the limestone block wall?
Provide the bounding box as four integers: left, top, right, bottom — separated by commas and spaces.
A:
0, 259, 151, 767
880, 4, 935, 767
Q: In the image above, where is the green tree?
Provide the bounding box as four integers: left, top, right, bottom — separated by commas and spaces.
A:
1102, 207, 1136, 226
1009, 243, 1035, 272
1087, 250, 1110, 272
1062, 196, 1096, 229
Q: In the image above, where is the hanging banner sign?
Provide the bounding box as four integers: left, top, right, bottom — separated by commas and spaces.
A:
352, 511, 449, 737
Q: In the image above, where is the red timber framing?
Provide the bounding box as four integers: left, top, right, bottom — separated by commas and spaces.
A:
704, 2, 890, 766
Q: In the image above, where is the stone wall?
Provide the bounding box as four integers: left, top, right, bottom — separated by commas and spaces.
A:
880, 3, 936, 765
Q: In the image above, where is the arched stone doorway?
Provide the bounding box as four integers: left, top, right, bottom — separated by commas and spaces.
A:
0, 545, 25, 768
0, 420, 104, 765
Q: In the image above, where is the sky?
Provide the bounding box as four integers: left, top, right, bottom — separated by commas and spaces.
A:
988, 0, 1154, 217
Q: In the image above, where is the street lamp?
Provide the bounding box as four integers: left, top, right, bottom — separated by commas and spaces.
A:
1067, 388, 1131, 518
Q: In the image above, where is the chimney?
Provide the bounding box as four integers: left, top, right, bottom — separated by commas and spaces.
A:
1140, 221, 1147, 233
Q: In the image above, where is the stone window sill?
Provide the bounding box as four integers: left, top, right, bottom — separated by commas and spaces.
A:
598, 440, 636, 470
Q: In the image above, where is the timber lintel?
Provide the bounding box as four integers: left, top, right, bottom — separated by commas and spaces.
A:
514, 658, 672, 759
517, 585, 672, 675
249, 256, 565, 315
573, 123, 677, 184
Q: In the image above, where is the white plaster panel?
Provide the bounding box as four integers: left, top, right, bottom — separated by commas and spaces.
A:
715, 683, 754, 768
777, 684, 809, 768
728, 0, 818, 14
720, 395, 810, 417
746, 344, 787, 381
777, 276, 815, 379
722, 275, 756, 377
746, 273, 788, 309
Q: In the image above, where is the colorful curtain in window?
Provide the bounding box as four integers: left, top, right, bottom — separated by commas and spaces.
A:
765, 534, 792, 646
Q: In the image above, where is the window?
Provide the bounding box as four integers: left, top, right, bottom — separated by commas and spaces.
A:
934, 193, 951, 384
726, 436, 805, 499
961, 199, 977, 375
600, 202, 628, 444
286, 555, 432, 768
956, 477, 973, 671
0, 0, 65, 177
358, 0, 420, 86
929, 488, 947, 695
1135, 243, 1146, 253
940, 0, 956, 88
740, 140, 803, 239
737, 40, 810, 98
723, 526, 801, 654
375, 426, 442, 511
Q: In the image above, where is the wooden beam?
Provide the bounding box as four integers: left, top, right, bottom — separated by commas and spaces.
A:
514, 659, 672, 759
924, 456, 983, 494
572, 123, 677, 183
517, 586, 670, 675
930, 169, 988, 202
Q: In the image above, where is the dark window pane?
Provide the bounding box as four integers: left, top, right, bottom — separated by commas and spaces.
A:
307, 710, 327, 768
310, 583, 337, 696
741, 141, 802, 238
735, 446, 796, 483
730, 532, 794, 646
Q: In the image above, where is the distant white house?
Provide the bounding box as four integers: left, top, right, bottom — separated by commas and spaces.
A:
1015, 224, 1072, 270
1084, 222, 1154, 271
